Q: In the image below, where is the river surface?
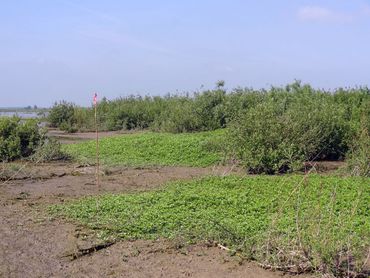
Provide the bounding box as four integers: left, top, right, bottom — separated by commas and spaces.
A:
0, 111, 42, 118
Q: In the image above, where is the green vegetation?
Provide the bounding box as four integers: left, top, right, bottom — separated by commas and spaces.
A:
0, 117, 43, 161
0, 116, 69, 162
42, 82, 370, 276
50, 81, 370, 174
29, 137, 70, 163
63, 130, 224, 167
226, 83, 368, 174
346, 118, 370, 177
51, 175, 369, 276
48, 87, 228, 133
48, 101, 78, 132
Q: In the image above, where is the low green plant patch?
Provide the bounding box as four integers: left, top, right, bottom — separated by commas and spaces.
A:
52, 175, 369, 276
63, 130, 224, 167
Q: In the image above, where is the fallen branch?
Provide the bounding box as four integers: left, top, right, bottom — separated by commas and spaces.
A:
63, 241, 116, 261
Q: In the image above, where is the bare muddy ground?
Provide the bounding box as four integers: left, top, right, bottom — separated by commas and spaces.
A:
0, 162, 311, 278
47, 128, 138, 144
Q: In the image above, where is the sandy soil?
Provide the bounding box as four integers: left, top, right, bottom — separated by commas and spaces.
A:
0, 162, 311, 278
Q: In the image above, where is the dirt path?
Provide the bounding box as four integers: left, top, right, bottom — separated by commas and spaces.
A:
0, 163, 310, 278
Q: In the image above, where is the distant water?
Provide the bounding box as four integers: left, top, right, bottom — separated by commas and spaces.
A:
0, 111, 40, 119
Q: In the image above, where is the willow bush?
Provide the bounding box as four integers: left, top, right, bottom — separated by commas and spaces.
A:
0, 117, 43, 161
48, 81, 369, 174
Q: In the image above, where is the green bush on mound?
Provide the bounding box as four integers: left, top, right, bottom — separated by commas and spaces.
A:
227, 83, 369, 174
48, 101, 78, 132
0, 117, 43, 161
0, 116, 69, 162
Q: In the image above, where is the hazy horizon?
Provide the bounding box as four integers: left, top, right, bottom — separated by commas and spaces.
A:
1, 0, 370, 107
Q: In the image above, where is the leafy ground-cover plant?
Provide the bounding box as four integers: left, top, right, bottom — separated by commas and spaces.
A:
51, 174, 369, 277
63, 130, 224, 167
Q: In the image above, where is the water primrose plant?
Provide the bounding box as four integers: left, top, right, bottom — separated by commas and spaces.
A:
51, 174, 369, 277
63, 130, 225, 167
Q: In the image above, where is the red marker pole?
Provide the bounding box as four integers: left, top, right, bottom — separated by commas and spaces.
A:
93, 93, 100, 188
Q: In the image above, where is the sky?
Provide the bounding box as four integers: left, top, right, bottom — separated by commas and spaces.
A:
1, 0, 370, 107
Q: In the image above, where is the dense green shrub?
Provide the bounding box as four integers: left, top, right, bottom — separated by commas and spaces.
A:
49, 81, 369, 174
151, 97, 200, 132
346, 121, 370, 177
0, 117, 43, 161
48, 101, 77, 132
98, 96, 165, 131
226, 82, 368, 173
150, 88, 227, 132
193, 88, 227, 130
224, 88, 267, 123
73, 107, 94, 132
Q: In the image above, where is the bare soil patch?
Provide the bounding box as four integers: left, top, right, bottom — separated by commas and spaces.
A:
0, 162, 310, 278
1, 162, 243, 200
47, 128, 138, 144
303, 160, 346, 173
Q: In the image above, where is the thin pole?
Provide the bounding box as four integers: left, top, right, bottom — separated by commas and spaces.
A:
94, 94, 100, 188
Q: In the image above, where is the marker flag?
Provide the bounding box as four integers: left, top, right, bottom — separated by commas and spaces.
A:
93, 93, 97, 106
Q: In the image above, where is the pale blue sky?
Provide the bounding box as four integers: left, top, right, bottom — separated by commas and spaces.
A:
1, 0, 370, 107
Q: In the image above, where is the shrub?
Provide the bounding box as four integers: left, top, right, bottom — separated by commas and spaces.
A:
29, 137, 70, 163
227, 101, 305, 174
192, 88, 226, 130
73, 107, 94, 132
48, 82, 369, 173
103, 96, 164, 131
224, 88, 266, 124
152, 97, 200, 133
0, 117, 44, 161
48, 101, 76, 132
226, 83, 357, 173
346, 121, 370, 177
